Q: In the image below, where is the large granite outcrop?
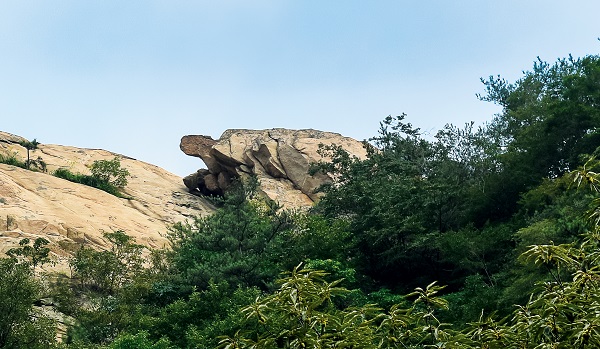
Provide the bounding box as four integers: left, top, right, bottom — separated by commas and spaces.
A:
180, 129, 368, 208
0, 132, 214, 273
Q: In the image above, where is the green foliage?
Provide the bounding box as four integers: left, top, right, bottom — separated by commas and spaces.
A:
480, 55, 600, 182
0, 151, 27, 169
150, 282, 261, 348
219, 265, 456, 348
70, 231, 144, 295
15, 52, 600, 348
0, 258, 56, 348
0, 146, 46, 171
108, 331, 174, 349
49, 275, 79, 317
304, 259, 358, 285
54, 168, 91, 185
65, 231, 161, 346
278, 213, 353, 272
90, 157, 130, 189
469, 230, 600, 347
438, 224, 514, 288
53, 166, 127, 198
20, 138, 40, 151
312, 115, 503, 290
68, 296, 127, 345
218, 174, 600, 346
7, 237, 52, 268
441, 274, 501, 327
168, 178, 294, 291
19, 138, 39, 170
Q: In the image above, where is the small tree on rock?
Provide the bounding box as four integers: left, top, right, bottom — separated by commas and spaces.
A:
19, 139, 39, 170
90, 157, 130, 189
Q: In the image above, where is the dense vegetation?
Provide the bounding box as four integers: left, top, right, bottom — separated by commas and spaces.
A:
1, 53, 600, 348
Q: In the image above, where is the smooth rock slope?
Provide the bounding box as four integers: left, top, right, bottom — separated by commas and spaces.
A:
0, 132, 213, 271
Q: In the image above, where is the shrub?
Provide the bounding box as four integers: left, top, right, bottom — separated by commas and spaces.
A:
90, 157, 129, 189
0, 152, 27, 168
53, 161, 128, 198
0, 149, 46, 172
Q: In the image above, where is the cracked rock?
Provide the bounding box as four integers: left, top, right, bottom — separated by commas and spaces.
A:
180, 128, 367, 208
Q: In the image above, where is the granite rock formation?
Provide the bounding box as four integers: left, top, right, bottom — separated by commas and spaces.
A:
0, 132, 214, 273
180, 129, 368, 208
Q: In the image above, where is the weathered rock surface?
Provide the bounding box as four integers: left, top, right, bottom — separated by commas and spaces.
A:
181, 129, 367, 208
0, 133, 214, 272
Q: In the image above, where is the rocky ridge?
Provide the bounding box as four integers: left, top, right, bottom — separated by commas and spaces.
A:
0, 128, 367, 272
180, 128, 368, 208
0, 131, 213, 272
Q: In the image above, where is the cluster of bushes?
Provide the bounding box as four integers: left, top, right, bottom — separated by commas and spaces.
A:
0, 140, 130, 197
53, 157, 130, 198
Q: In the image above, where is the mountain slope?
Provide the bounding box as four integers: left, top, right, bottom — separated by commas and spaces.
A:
0, 132, 213, 271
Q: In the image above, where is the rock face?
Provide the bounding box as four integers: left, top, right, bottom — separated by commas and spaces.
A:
180, 129, 368, 208
0, 132, 214, 272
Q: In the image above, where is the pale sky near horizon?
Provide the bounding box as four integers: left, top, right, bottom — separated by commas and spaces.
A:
1, 1, 599, 177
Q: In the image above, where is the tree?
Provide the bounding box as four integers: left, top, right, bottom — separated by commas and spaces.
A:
90, 157, 130, 189
168, 178, 293, 291
7, 237, 52, 269
480, 55, 600, 182
66, 231, 152, 345
70, 231, 144, 294
218, 265, 454, 348
149, 281, 260, 349
216, 161, 600, 347
19, 138, 39, 170
0, 258, 56, 348
312, 115, 502, 290
108, 331, 174, 349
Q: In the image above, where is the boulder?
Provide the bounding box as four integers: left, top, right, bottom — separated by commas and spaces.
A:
217, 172, 232, 191
180, 129, 367, 209
203, 173, 221, 194
180, 135, 222, 173
183, 171, 202, 192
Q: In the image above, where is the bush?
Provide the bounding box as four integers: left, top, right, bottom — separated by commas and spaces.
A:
0, 152, 27, 168
109, 331, 174, 349
53, 165, 127, 198
90, 157, 129, 189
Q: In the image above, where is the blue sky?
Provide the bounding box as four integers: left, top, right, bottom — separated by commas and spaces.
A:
1, 1, 599, 177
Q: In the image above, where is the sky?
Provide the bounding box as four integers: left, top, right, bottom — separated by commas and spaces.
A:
1, 1, 599, 177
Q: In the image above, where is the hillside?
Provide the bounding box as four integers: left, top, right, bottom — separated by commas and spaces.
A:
0, 129, 367, 272
0, 131, 214, 271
